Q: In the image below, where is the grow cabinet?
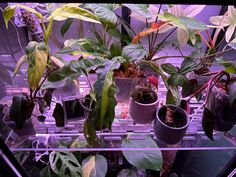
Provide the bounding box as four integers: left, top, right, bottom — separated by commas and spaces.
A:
0, 2, 236, 177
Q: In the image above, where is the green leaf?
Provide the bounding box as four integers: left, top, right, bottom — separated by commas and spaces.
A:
14, 55, 27, 77
167, 74, 188, 87
122, 44, 148, 62
3, 5, 16, 29
215, 57, 236, 73
107, 28, 131, 43
52, 103, 65, 127
179, 16, 208, 30
86, 4, 119, 25
48, 57, 106, 82
52, 4, 101, 24
45, 18, 53, 45
49, 150, 82, 177
166, 86, 181, 105
202, 107, 215, 141
17, 4, 44, 21
9, 95, 35, 130
25, 42, 49, 90
229, 78, 236, 107
110, 44, 122, 58
122, 135, 163, 171
61, 18, 73, 37
123, 4, 152, 18
82, 155, 107, 177
182, 79, 198, 97
44, 89, 54, 107
83, 115, 97, 145
161, 63, 178, 74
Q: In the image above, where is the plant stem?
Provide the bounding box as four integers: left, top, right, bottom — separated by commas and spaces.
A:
146, 19, 151, 54
196, 31, 212, 49
150, 28, 177, 60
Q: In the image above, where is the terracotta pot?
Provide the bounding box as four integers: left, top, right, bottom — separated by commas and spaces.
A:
206, 86, 236, 131
114, 77, 138, 103
129, 96, 159, 124
154, 105, 190, 144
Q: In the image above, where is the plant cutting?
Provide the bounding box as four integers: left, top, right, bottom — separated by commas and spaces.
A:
129, 76, 159, 124
2, 3, 102, 135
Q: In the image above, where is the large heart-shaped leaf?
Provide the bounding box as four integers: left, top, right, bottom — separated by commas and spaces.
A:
86, 4, 119, 25
179, 16, 208, 30
3, 5, 16, 29
82, 155, 107, 177
122, 135, 163, 171
49, 150, 82, 177
123, 4, 152, 19
122, 44, 148, 62
25, 42, 49, 90
9, 95, 35, 130
202, 107, 215, 141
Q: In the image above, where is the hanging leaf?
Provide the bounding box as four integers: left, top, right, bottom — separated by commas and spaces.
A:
202, 107, 215, 141
161, 63, 178, 74
82, 155, 108, 177
25, 42, 49, 90
123, 4, 152, 19
122, 135, 163, 171
3, 5, 16, 29
61, 18, 73, 37
182, 79, 198, 97
167, 74, 188, 87
83, 114, 97, 145
44, 89, 54, 107
52, 103, 65, 127
166, 86, 181, 105
49, 150, 82, 177
13, 55, 27, 77
179, 16, 208, 30
9, 95, 35, 130
122, 44, 148, 62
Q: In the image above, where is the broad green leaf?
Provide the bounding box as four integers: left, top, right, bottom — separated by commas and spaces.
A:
82, 155, 107, 177
161, 63, 178, 74
179, 16, 208, 30
61, 18, 73, 37
166, 86, 181, 105
9, 94, 35, 130
202, 107, 215, 141
86, 4, 119, 25
182, 79, 198, 97
3, 5, 16, 29
49, 150, 82, 177
107, 28, 131, 43
167, 74, 188, 87
26, 42, 49, 90
48, 57, 107, 81
122, 135, 163, 171
14, 55, 27, 77
122, 44, 148, 62
44, 89, 54, 107
229, 78, 236, 106
123, 4, 152, 19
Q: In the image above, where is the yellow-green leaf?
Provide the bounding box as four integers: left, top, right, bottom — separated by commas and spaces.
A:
26, 42, 48, 90
17, 4, 44, 20
3, 5, 16, 29
14, 55, 27, 77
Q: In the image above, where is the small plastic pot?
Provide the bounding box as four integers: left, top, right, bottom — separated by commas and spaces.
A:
115, 77, 138, 103
206, 86, 236, 131
154, 105, 190, 144
129, 96, 159, 124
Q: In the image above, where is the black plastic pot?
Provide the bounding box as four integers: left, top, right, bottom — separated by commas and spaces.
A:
154, 105, 190, 144
205, 86, 236, 131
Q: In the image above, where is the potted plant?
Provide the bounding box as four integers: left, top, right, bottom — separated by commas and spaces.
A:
129, 76, 159, 124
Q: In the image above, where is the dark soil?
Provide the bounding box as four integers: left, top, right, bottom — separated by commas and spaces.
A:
159, 106, 187, 128
113, 63, 144, 78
